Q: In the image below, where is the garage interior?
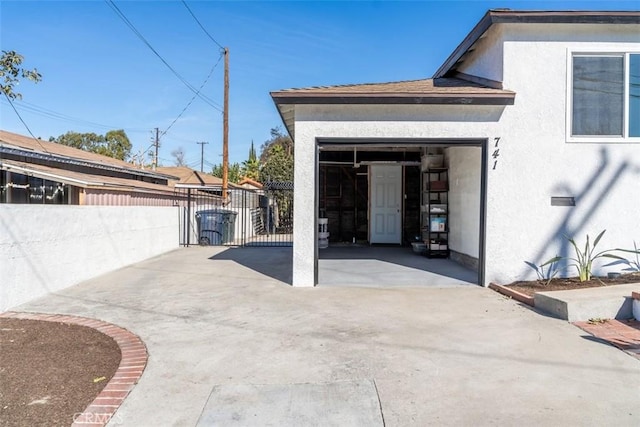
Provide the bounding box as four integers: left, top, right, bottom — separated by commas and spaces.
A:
317, 143, 483, 287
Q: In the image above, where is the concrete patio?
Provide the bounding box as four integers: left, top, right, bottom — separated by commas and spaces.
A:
12, 247, 640, 426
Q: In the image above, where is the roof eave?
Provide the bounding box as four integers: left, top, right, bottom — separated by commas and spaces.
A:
433, 10, 640, 78
271, 93, 515, 106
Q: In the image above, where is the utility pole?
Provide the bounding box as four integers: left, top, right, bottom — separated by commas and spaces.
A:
153, 127, 159, 171
222, 47, 229, 203
197, 141, 209, 173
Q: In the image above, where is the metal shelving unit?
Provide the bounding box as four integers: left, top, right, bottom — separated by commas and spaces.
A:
421, 167, 449, 258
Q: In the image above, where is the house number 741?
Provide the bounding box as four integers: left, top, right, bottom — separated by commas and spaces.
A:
492, 137, 501, 170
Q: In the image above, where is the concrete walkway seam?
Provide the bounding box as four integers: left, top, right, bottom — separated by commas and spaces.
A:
0, 311, 148, 427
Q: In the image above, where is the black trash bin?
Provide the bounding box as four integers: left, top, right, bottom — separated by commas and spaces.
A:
195, 209, 237, 245
220, 210, 237, 244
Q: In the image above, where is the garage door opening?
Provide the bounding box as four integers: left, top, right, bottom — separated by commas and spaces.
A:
316, 140, 486, 287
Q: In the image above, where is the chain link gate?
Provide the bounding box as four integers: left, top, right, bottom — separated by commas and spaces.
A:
174, 182, 292, 247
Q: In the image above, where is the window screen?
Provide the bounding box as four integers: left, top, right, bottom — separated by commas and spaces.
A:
572, 56, 624, 136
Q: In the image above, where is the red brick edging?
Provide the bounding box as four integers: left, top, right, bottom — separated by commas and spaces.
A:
573, 319, 640, 360
0, 311, 147, 426
489, 283, 535, 307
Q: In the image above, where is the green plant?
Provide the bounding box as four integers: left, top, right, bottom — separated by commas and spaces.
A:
525, 256, 561, 285
564, 230, 625, 282
604, 241, 640, 272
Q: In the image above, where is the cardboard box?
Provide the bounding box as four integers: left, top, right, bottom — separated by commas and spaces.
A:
430, 218, 446, 232
430, 180, 447, 191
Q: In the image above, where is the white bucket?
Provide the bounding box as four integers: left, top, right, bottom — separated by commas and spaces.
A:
318, 218, 329, 249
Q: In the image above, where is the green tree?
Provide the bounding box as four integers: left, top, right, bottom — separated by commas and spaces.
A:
211, 162, 241, 183
260, 128, 293, 183
50, 130, 132, 161
241, 140, 260, 181
0, 50, 41, 100
261, 144, 293, 183
102, 130, 132, 161
260, 127, 293, 163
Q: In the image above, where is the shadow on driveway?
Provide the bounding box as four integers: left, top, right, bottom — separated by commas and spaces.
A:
208, 246, 293, 285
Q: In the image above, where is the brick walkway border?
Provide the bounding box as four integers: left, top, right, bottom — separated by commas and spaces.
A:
0, 311, 147, 426
573, 318, 640, 360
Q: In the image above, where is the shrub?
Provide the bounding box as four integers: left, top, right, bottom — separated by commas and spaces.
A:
525, 257, 561, 286
562, 230, 624, 282
604, 241, 640, 272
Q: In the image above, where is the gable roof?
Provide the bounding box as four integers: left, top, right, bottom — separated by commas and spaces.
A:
434, 9, 640, 78
238, 177, 263, 189
155, 166, 244, 189
156, 166, 222, 186
271, 9, 639, 138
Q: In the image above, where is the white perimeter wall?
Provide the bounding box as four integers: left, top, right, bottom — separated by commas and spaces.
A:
0, 205, 179, 311
447, 146, 481, 259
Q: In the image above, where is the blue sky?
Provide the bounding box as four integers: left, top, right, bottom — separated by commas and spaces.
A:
1, 0, 637, 169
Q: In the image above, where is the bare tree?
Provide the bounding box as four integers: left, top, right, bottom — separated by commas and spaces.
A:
171, 147, 186, 166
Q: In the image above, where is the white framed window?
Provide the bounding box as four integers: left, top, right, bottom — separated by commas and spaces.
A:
567, 51, 640, 142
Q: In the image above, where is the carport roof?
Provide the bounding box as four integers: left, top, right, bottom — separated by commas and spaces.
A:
270, 77, 514, 104
271, 77, 515, 138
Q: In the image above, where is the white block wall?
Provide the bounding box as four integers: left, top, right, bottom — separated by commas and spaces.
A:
0, 205, 179, 311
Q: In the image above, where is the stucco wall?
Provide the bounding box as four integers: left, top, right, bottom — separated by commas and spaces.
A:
0, 205, 179, 311
482, 27, 640, 285
447, 146, 481, 259
293, 105, 502, 286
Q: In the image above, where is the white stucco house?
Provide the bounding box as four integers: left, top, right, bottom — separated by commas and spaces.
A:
271, 9, 640, 287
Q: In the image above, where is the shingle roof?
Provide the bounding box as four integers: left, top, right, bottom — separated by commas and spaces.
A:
270, 78, 514, 101
1, 159, 177, 194
0, 129, 174, 181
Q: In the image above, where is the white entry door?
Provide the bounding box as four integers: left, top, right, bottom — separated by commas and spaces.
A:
370, 165, 402, 244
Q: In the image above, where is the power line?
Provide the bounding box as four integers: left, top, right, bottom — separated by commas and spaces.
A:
0, 99, 148, 133
104, 0, 222, 111
181, 0, 224, 50
161, 52, 224, 136
2, 92, 49, 153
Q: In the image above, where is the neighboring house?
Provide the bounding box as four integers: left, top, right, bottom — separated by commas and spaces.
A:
156, 166, 226, 187
271, 9, 640, 287
238, 177, 264, 191
0, 130, 179, 205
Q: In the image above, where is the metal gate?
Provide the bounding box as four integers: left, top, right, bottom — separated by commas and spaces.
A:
174, 182, 292, 247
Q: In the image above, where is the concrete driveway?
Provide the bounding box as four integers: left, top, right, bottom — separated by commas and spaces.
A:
14, 247, 640, 426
